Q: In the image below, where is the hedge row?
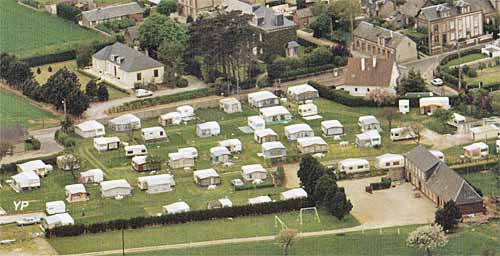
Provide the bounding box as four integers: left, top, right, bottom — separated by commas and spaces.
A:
275, 64, 338, 82
308, 81, 396, 107
0, 154, 58, 175
440, 48, 482, 66
370, 177, 392, 191
55, 130, 77, 147
235, 182, 275, 191
46, 198, 315, 238
108, 88, 216, 113
20, 0, 41, 8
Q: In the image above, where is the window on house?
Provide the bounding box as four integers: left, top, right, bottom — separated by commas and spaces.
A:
367, 88, 370, 92
354, 88, 358, 92
137, 73, 142, 81
154, 69, 159, 77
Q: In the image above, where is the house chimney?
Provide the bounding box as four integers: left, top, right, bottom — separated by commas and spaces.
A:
361, 58, 366, 71
372, 57, 377, 67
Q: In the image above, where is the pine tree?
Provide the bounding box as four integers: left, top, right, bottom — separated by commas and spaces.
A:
297, 155, 325, 197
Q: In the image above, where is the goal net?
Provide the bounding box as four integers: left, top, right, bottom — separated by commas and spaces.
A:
299, 207, 321, 225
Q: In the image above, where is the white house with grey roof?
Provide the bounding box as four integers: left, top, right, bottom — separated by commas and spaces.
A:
91, 42, 164, 89
81, 2, 144, 27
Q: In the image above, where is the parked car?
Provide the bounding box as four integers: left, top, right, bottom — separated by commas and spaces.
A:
16, 217, 41, 226
135, 89, 153, 98
431, 78, 444, 86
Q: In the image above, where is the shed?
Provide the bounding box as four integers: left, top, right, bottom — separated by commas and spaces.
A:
75, 120, 105, 138
218, 139, 243, 153
375, 154, 404, 170
100, 179, 132, 198
219, 97, 242, 113
11, 170, 40, 192
297, 136, 328, 154
259, 106, 292, 124
248, 195, 272, 205
193, 169, 221, 186
196, 121, 221, 138
287, 84, 319, 101
261, 141, 286, 159
17, 160, 49, 177
125, 145, 147, 157
463, 142, 489, 160
280, 188, 307, 200
79, 169, 104, 184
210, 146, 232, 164
46, 201, 66, 215
56, 154, 80, 171
284, 124, 314, 141
248, 91, 279, 108
94, 137, 120, 152
429, 150, 445, 161
254, 128, 279, 144
208, 198, 233, 209
338, 158, 370, 174
419, 97, 450, 115
298, 103, 318, 117
358, 115, 381, 132
178, 147, 198, 159
356, 130, 381, 148
43, 213, 74, 230
168, 152, 195, 169
248, 116, 266, 130
159, 112, 182, 126
399, 99, 409, 114
163, 202, 190, 214
390, 127, 417, 141
321, 120, 344, 136
141, 127, 167, 142
65, 184, 89, 203
177, 105, 195, 121
470, 124, 500, 141
109, 114, 141, 132
137, 174, 175, 194
241, 164, 267, 181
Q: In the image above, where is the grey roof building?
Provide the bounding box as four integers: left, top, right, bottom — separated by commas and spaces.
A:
81, 2, 144, 27
93, 42, 163, 72
221, 0, 295, 31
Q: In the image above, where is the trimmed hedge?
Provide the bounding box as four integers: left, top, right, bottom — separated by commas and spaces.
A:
370, 177, 392, 191
0, 154, 58, 175
440, 48, 482, 66
55, 130, 77, 147
46, 198, 315, 238
235, 182, 275, 191
308, 81, 396, 107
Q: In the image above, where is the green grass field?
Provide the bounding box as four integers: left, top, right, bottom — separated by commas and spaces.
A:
32, 61, 129, 100
0, 0, 108, 59
445, 53, 486, 67
464, 64, 500, 85
0, 88, 59, 130
129, 222, 500, 256
462, 170, 500, 197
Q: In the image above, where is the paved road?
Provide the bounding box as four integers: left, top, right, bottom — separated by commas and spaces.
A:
0, 212, 46, 225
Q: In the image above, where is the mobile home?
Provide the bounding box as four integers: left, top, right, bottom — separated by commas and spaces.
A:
46, 201, 66, 215
177, 105, 195, 121
218, 139, 243, 153
94, 137, 120, 152
193, 169, 221, 186
297, 136, 328, 154
298, 103, 318, 117
356, 130, 381, 148
163, 202, 190, 214
65, 184, 89, 203
159, 112, 182, 126
375, 154, 404, 170
178, 147, 198, 159
248, 116, 265, 130
11, 170, 40, 192
219, 97, 242, 113
470, 124, 500, 141
358, 116, 381, 132
261, 141, 287, 159
248, 91, 279, 108
125, 145, 147, 157
75, 120, 105, 138
280, 188, 307, 200
131, 155, 161, 172
390, 127, 416, 141
17, 160, 49, 177
399, 99, 409, 114
419, 97, 450, 115
79, 169, 104, 184
463, 142, 489, 160
254, 128, 279, 144
287, 84, 319, 102
452, 113, 466, 126
284, 124, 314, 141
141, 127, 167, 142
321, 120, 344, 137
137, 174, 175, 194
338, 158, 370, 174
196, 121, 221, 138
259, 106, 293, 124
168, 152, 195, 169
109, 114, 141, 132
210, 146, 232, 164
241, 164, 267, 181
248, 195, 272, 205
43, 213, 74, 230
100, 179, 132, 198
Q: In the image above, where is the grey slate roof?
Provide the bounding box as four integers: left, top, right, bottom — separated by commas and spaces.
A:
93, 42, 163, 72
419, 1, 481, 22
82, 2, 144, 22
400, 0, 428, 17
404, 145, 441, 174
353, 21, 412, 49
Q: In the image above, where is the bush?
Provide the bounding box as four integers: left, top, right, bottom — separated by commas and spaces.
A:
370, 177, 391, 191
175, 78, 189, 88
96, 19, 135, 33
55, 130, 76, 147
56, 3, 81, 23
29, 137, 41, 150
20, 0, 40, 8
467, 68, 477, 77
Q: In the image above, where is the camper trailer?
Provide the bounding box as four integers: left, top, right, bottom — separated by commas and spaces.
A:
94, 137, 120, 152
46, 201, 66, 215
177, 105, 195, 121
287, 84, 319, 102
159, 112, 182, 126
219, 98, 242, 113
141, 127, 167, 142
208, 198, 233, 209
137, 174, 175, 194
100, 179, 132, 198
463, 142, 489, 160
65, 184, 89, 203
196, 121, 221, 138
297, 136, 328, 154
210, 146, 232, 164
109, 114, 141, 132
419, 97, 450, 115
248, 91, 279, 108
43, 213, 74, 230
163, 202, 190, 214
124, 145, 147, 157
390, 127, 417, 141
248, 116, 265, 130
79, 169, 104, 184
284, 124, 314, 141
452, 113, 466, 126
241, 164, 267, 181
338, 158, 370, 174
75, 120, 105, 138
358, 116, 381, 132
178, 147, 198, 159
168, 152, 195, 169
248, 195, 272, 205
321, 120, 344, 137
298, 103, 318, 117
355, 130, 381, 148
399, 99, 409, 114
261, 141, 286, 159
259, 106, 292, 124
470, 124, 500, 141
254, 128, 279, 144
280, 188, 308, 200
375, 154, 404, 170
193, 169, 221, 186
131, 155, 160, 172
11, 171, 40, 192
218, 139, 243, 153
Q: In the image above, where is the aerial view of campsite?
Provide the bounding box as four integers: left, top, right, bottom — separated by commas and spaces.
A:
1, 0, 500, 255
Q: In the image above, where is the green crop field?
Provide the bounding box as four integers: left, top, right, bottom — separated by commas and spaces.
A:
0, 88, 59, 130
0, 0, 108, 59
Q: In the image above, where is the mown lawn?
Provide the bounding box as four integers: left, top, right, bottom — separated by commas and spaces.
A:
48, 210, 359, 254
442, 139, 498, 165
0, 0, 108, 59
32, 61, 129, 100
445, 53, 486, 67
0, 88, 59, 130
464, 65, 500, 85
129, 222, 500, 256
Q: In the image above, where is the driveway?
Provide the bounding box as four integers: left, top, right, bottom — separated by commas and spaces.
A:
338, 176, 436, 227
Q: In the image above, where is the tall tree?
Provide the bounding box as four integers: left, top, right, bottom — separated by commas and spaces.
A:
407, 225, 448, 256
76, 46, 94, 68
398, 69, 427, 95
158, 40, 186, 81
313, 173, 338, 203
435, 201, 462, 231
138, 14, 188, 55
325, 191, 353, 220
276, 229, 299, 256
85, 80, 99, 100
0, 53, 33, 87
0, 142, 13, 160
157, 0, 178, 16
297, 155, 325, 197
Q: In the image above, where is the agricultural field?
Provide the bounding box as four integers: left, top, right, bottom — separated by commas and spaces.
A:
0, 88, 59, 130
0, 0, 108, 59
32, 61, 129, 100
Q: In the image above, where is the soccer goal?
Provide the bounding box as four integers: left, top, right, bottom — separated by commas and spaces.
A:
299, 207, 321, 225
275, 215, 288, 230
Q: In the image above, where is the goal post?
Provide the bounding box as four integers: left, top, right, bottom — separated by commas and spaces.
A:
299, 207, 321, 225
274, 215, 288, 230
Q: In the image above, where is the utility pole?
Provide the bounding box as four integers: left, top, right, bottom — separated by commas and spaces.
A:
350, 0, 354, 43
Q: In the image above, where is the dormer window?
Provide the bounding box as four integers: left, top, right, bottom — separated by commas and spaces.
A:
257, 17, 264, 26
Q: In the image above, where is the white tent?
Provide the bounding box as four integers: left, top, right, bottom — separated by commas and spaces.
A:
321, 120, 344, 136
218, 139, 243, 153
196, 121, 221, 137
168, 151, 195, 169
109, 114, 141, 132
280, 188, 307, 200
178, 147, 198, 159
210, 146, 232, 163
284, 123, 314, 141
470, 124, 500, 141
261, 141, 286, 159
298, 103, 318, 117
125, 145, 147, 157
11, 170, 40, 192
356, 130, 381, 148
163, 202, 190, 214
75, 120, 105, 138
452, 113, 466, 125
358, 115, 381, 132
219, 97, 242, 113
254, 128, 279, 144
248, 91, 279, 108
79, 169, 104, 183
100, 179, 132, 198
218, 198, 233, 207
141, 127, 167, 141
159, 112, 182, 126
137, 174, 175, 193
177, 105, 195, 121
259, 106, 292, 124
43, 213, 74, 229
338, 158, 370, 174
46, 201, 66, 215
94, 137, 120, 152
248, 195, 272, 205
375, 154, 404, 170
287, 84, 319, 101
248, 116, 265, 130
241, 164, 267, 181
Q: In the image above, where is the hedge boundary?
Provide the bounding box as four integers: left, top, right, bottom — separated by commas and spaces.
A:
308, 81, 396, 107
